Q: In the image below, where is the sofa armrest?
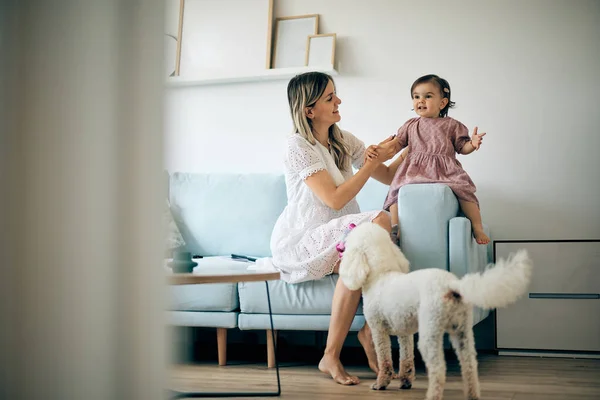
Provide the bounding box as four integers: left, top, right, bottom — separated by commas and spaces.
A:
398, 184, 459, 271
449, 217, 493, 326
448, 217, 491, 278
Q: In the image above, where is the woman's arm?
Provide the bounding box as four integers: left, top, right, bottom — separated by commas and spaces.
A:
369, 122, 411, 184
304, 159, 380, 211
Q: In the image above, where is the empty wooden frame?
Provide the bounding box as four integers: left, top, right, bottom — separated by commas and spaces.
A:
164, 0, 185, 77
271, 14, 319, 69
305, 33, 336, 67
179, 0, 273, 77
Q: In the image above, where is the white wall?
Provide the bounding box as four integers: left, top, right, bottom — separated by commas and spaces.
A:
165, 0, 600, 241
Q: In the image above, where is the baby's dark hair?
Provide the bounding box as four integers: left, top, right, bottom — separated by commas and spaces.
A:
410, 74, 455, 117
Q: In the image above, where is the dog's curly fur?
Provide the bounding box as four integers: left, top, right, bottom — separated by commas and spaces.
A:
339, 223, 533, 400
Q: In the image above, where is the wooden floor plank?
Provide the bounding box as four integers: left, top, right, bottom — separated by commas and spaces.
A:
169, 354, 600, 399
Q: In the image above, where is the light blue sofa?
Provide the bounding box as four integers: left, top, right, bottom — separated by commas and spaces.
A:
167, 172, 491, 366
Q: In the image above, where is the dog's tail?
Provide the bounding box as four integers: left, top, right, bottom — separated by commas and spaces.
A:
449, 250, 533, 309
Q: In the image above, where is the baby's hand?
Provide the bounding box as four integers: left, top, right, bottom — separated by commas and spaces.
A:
376, 135, 401, 160
365, 144, 379, 161
470, 127, 486, 150
378, 134, 397, 146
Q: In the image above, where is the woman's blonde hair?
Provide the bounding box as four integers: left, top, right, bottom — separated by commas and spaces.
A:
287, 72, 350, 171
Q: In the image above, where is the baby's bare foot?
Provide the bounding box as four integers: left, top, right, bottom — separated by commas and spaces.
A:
357, 326, 379, 374
473, 228, 490, 245
318, 354, 359, 385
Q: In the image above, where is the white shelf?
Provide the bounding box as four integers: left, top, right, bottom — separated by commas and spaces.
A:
165, 65, 338, 88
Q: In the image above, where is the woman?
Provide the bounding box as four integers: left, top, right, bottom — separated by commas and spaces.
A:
268, 72, 405, 385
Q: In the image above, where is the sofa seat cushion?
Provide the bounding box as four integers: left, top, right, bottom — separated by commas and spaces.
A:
238, 275, 363, 315
167, 311, 238, 328
168, 256, 251, 312
238, 313, 365, 331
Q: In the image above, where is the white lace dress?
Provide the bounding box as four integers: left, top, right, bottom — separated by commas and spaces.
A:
268, 131, 385, 284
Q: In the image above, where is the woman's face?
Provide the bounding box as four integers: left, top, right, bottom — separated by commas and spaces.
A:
306, 79, 342, 126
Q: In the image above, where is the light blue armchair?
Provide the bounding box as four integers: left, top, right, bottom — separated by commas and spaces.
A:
168, 173, 492, 366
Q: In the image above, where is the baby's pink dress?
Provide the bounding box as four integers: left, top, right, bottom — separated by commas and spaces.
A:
383, 116, 479, 211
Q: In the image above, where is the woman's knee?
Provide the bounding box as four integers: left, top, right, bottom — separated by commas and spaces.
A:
332, 259, 341, 274
372, 211, 391, 233
336, 275, 362, 296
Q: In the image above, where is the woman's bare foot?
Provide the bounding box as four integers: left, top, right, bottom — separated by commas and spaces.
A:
473, 227, 490, 245
357, 325, 379, 374
318, 353, 360, 385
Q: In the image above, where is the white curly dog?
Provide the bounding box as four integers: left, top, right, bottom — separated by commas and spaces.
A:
339, 223, 532, 400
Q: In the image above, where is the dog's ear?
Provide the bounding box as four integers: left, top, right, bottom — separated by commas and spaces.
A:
391, 244, 410, 274
339, 246, 369, 290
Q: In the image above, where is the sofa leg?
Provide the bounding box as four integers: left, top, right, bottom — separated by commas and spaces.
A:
266, 329, 277, 368
216, 328, 227, 366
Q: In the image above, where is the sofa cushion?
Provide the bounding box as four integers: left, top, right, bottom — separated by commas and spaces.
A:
238, 275, 363, 315
169, 173, 286, 257
167, 311, 239, 328
165, 199, 185, 250
355, 178, 389, 212
238, 313, 366, 331
168, 257, 250, 312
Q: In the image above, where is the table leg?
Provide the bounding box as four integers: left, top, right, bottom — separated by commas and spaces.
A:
169, 280, 281, 398
265, 280, 282, 395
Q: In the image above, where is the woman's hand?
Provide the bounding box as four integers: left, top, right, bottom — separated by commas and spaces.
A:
364, 135, 400, 164
470, 127, 486, 150
365, 144, 379, 161
364, 147, 384, 169
375, 135, 401, 162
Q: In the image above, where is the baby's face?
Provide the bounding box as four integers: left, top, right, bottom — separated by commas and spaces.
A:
412, 82, 448, 118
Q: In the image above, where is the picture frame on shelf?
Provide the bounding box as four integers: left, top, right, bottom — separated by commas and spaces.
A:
271, 14, 319, 69
179, 0, 273, 77
305, 33, 336, 67
164, 0, 184, 77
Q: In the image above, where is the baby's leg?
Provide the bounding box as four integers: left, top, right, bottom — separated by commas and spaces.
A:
389, 203, 400, 245
459, 200, 490, 245
389, 203, 399, 227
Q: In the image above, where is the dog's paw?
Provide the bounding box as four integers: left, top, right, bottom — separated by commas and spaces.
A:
371, 382, 388, 390
371, 372, 392, 390
399, 378, 412, 389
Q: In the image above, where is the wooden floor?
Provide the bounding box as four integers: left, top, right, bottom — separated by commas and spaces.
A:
169, 354, 600, 399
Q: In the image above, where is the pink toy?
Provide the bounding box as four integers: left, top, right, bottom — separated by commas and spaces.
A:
336, 223, 357, 258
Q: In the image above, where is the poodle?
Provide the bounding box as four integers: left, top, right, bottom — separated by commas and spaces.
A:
339, 223, 532, 400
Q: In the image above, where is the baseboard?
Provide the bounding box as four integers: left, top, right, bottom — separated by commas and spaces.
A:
498, 350, 600, 359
